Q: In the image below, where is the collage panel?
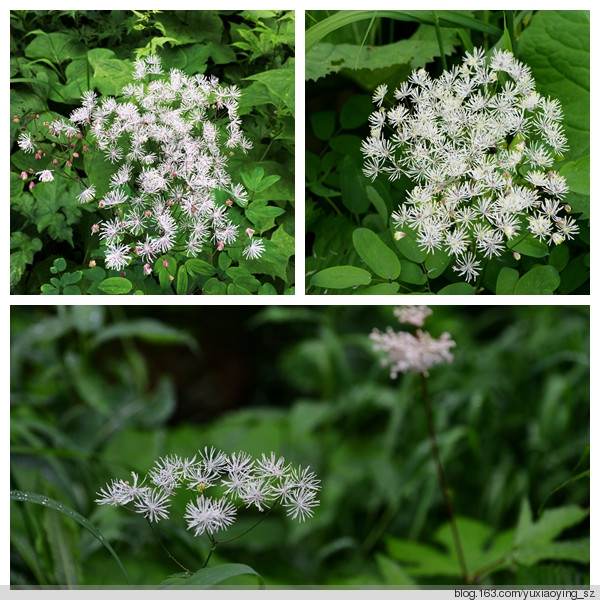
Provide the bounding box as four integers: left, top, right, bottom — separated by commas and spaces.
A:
10, 10, 295, 296
10, 304, 590, 587
305, 10, 590, 295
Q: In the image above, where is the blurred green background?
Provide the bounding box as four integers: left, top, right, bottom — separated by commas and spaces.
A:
10, 304, 590, 586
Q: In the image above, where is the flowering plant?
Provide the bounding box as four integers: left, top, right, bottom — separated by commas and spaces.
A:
10, 11, 295, 295
361, 48, 576, 283
306, 10, 589, 295
96, 449, 320, 574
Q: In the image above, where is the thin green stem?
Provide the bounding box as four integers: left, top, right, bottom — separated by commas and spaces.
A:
147, 520, 193, 575
420, 373, 468, 582
504, 10, 518, 57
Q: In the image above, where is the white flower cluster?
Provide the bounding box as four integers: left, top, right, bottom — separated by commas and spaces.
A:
95, 448, 321, 536
53, 54, 264, 271
370, 305, 455, 377
361, 48, 578, 283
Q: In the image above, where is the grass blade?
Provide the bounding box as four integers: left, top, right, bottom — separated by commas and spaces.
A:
10, 490, 130, 584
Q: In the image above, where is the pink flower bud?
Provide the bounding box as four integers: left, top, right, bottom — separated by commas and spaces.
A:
162, 260, 169, 268
52, 159, 58, 165
28, 181, 35, 190
91, 223, 100, 234
143, 264, 152, 276
88, 260, 96, 268
72, 152, 79, 158
245, 228, 254, 237
217, 241, 225, 251
513, 252, 521, 261
226, 199, 233, 207
20, 172, 27, 180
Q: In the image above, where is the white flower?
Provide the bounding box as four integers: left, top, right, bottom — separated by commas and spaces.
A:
17, 132, 34, 153
242, 238, 265, 259
184, 495, 237, 537
393, 306, 432, 328
36, 170, 54, 182
77, 185, 96, 203
104, 243, 132, 271
284, 488, 320, 523
134, 488, 171, 522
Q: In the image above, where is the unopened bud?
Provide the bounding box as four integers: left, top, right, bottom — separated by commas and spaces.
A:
513, 252, 521, 261
394, 231, 406, 240
29, 181, 35, 190
245, 228, 254, 237
226, 199, 233, 207
20, 171, 27, 180
217, 241, 225, 251
162, 260, 169, 268
143, 264, 152, 276
88, 260, 96, 268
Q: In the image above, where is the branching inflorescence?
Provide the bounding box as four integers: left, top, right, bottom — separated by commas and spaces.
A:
96, 449, 321, 539
37, 54, 265, 272
361, 48, 577, 283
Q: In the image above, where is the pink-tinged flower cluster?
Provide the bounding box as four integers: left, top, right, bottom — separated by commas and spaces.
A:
96, 448, 321, 535
47, 54, 264, 269
370, 306, 455, 377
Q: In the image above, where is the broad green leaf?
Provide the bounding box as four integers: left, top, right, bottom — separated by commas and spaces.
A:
176, 265, 189, 295
340, 155, 369, 213
511, 236, 549, 258
398, 260, 427, 285
352, 227, 401, 279
438, 282, 475, 295
186, 259, 217, 277
10, 490, 129, 584
557, 253, 589, 294
519, 11, 590, 161
424, 248, 451, 279
310, 110, 336, 141
24, 32, 86, 64
241, 226, 294, 283
496, 267, 519, 294
394, 226, 427, 263
97, 277, 133, 295
352, 282, 400, 294
159, 563, 263, 588
560, 156, 590, 219
366, 186, 389, 225
310, 266, 372, 289
376, 553, 416, 585
203, 277, 228, 294
513, 265, 560, 294
549, 244, 570, 272
244, 68, 295, 116
340, 94, 373, 129
152, 12, 223, 45
87, 48, 133, 96
245, 200, 286, 233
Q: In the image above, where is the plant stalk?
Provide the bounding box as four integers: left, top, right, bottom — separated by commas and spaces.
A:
420, 373, 468, 581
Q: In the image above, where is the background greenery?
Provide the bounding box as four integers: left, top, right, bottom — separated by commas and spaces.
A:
305, 10, 590, 295
10, 304, 590, 586
10, 10, 295, 295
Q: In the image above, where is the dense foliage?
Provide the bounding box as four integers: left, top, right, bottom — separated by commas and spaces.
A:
305, 10, 590, 295
10, 10, 295, 295
11, 305, 589, 586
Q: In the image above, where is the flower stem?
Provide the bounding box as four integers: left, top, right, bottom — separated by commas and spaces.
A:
147, 520, 193, 575
420, 373, 468, 581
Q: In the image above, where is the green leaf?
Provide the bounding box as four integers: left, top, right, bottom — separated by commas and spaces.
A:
560, 156, 590, 219
548, 244, 570, 272
496, 267, 519, 294
352, 227, 401, 279
394, 226, 427, 263
92, 318, 197, 349
10, 490, 129, 584
438, 282, 475, 295
43, 502, 79, 586
398, 260, 427, 285
97, 277, 133, 295
310, 110, 336, 141
366, 186, 389, 225
424, 248, 451, 279
376, 553, 416, 585
311, 265, 372, 289
244, 68, 295, 116
352, 282, 400, 294
511, 235, 549, 258
340, 155, 369, 213
340, 94, 373, 129
176, 265, 189, 295
10, 232, 42, 288
203, 277, 228, 294
159, 563, 263, 588
87, 48, 133, 96
245, 200, 286, 233
186, 259, 217, 277
24, 32, 86, 64
519, 11, 590, 161
513, 265, 560, 294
